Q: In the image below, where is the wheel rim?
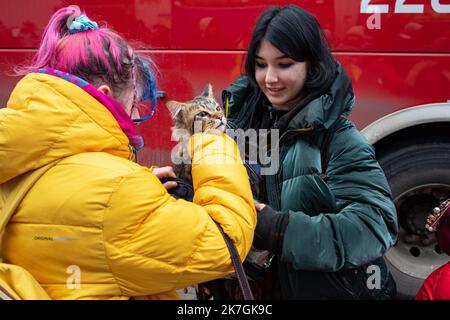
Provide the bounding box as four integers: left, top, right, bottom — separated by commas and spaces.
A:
385, 184, 450, 280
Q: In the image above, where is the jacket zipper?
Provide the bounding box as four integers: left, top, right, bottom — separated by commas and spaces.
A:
268, 129, 295, 209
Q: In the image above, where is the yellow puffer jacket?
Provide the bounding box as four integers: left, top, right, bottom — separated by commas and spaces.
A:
0, 73, 256, 299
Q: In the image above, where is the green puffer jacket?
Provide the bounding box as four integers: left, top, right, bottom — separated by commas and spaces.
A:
223, 65, 398, 299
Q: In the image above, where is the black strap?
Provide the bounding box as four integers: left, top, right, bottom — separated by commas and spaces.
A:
0, 284, 16, 300
161, 177, 253, 299
214, 222, 254, 300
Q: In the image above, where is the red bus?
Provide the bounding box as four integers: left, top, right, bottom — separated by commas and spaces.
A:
1, 0, 449, 299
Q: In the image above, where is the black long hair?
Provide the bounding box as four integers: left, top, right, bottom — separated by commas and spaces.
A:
245, 5, 336, 93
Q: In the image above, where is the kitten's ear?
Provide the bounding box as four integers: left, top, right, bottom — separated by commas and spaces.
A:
166, 101, 183, 118
200, 83, 214, 99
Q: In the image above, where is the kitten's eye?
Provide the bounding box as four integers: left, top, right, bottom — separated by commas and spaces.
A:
197, 111, 209, 117
216, 106, 221, 112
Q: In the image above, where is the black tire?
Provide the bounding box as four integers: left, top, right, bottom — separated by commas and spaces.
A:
378, 138, 450, 299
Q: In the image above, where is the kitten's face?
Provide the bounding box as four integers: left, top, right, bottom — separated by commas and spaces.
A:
166, 84, 226, 136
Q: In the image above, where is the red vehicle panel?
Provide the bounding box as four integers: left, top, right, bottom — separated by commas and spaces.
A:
1, 0, 449, 52
0, 0, 449, 299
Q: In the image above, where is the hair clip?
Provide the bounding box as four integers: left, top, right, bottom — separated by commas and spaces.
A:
69, 14, 98, 34
426, 199, 450, 232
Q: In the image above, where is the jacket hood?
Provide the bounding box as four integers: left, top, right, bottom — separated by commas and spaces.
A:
0, 73, 130, 184
223, 63, 355, 132
0, 73, 130, 232
285, 63, 355, 131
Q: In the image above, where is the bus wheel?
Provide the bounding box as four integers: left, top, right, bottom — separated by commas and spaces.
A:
378, 139, 450, 299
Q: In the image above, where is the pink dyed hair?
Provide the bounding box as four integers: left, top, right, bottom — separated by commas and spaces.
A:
17, 5, 151, 100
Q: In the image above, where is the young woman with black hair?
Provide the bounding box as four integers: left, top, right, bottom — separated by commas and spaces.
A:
224, 5, 398, 299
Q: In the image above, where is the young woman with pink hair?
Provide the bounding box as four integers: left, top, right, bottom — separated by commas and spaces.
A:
0, 6, 255, 299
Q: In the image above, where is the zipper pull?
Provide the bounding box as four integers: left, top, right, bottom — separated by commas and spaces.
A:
268, 106, 273, 120
273, 113, 278, 127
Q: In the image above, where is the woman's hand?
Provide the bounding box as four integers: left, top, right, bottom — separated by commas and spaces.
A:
252, 202, 289, 254
152, 166, 178, 190
254, 200, 266, 212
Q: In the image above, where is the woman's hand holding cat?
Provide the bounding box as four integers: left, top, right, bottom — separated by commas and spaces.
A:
152, 166, 178, 190
254, 200, 266, 212
253, 201, 289, 253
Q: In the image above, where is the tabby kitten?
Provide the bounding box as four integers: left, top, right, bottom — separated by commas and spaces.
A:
166, 84, 226, 181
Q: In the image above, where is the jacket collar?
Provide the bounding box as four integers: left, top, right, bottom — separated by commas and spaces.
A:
285, 64, 354, 131
0, 72, 130, 185
223, 63, 355, 132
36, 68, 144, 150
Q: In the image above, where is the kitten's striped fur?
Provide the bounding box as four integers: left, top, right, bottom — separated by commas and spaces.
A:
166, 84, 226, 180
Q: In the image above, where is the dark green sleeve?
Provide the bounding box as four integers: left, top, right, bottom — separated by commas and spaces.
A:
282, 120, 398, 271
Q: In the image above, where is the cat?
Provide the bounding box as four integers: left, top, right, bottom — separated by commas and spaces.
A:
166, 83, 226, 182
167, 85, 274, 300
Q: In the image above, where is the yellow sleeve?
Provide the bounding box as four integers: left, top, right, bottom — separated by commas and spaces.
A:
103, 133, 256, 296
